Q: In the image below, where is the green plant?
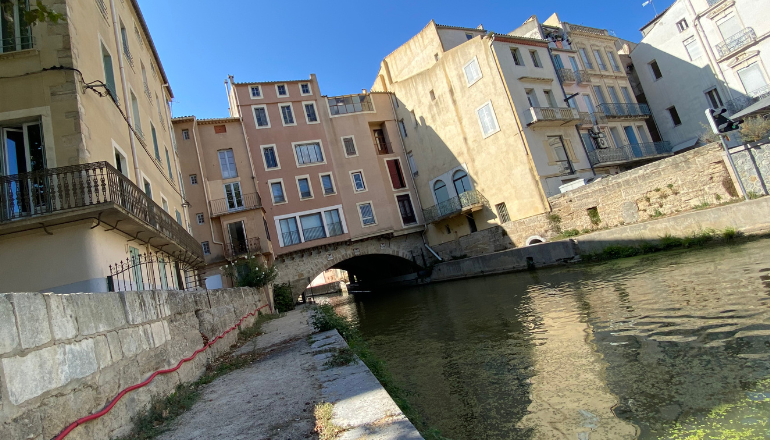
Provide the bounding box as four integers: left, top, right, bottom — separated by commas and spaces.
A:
667, 184, 674, 189
698, 123, 721, 144
715, 193, 722, 201
325, 347, 357, 367
562, 229, 580, 237
650, 209, 664, 218
222, 257, 278, 289
658, 234, 683, 250
273, 283, 295, 313
738, 115, 770, 143
693, 200, 711, 209
601, 245, 640, 259
547, 213, 562, 232
587, 207, 601, 226
1, 0, 65, 26
722, 227, 739, 240
682, 229, 715, 247
644, 196, 651, 203
747, 191, 764, 199
314, 402, 345, 440
654, 187, 661, 192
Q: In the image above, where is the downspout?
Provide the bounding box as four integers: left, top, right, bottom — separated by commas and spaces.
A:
687, 0, 735, 102
191, 119, 223, 247
108, 0, 141, 185
386, 91, 442, 261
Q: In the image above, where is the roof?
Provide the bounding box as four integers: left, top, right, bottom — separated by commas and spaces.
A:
130, 0, 173, 99
197, 117, 240, 125
488, 33, 549, 46
639, 4, 674, 32
231, 78, 312, 86
731, 96, 770, 119
435, 23, 486, 33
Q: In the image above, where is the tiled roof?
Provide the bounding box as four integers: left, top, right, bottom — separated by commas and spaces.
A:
435, 23, 486, 33
231, 78, 311, 85
639, 4, 674, 32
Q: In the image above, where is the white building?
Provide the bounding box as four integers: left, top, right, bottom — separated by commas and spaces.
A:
630, 0, 770, 150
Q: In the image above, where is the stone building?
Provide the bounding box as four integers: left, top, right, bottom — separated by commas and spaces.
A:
0, 0, 201, 292
630, 0, 770, 150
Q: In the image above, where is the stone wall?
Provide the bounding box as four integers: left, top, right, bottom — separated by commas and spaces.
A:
731, 142, 770, 196
0, 287, 270, 440
430, 225, 513, 260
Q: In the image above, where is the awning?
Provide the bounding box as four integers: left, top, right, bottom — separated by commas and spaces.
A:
731, 96, 770, 119
671, 136, 699, 153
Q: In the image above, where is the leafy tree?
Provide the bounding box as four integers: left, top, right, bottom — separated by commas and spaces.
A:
221, 256, 277, 289
1, 0, 66, 27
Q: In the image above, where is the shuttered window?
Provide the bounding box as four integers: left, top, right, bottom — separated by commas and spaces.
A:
386, 159, 406, 189
358, 203, 376, 226
397, 194, 417, 225
476, 102, 499, 137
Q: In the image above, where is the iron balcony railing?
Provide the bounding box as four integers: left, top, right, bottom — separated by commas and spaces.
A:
597, 102, 651, 118
1, 35, 34, 53
527, 107, 581, 125
96, 0, 109, 18
0, 161, 204, 260
327, 221, 343, 237
210, 192, 261, 217
716, 28, 756, 58
578, 111, 608, 126
143, 82, 152, 101
557, 68, 591, 84
302, 226, 326, 242
587, 141, 672, 165
224, 237, 262, 259
108, 251, 202, 292
282, 230, 301, 246
422, 190, 488, 224
123, 48, 134, 68
724, 84, 770, 115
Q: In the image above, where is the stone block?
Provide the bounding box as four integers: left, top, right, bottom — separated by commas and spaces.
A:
93, 335, 113, 369
2, 345, 61, 405
165, 289, 196, 315
59, 338, 98, 384
150, 321, 166, 347
119, 290, 160, 324
70, 292, 127, 336
106, 331, 123, 363
2, 412, 42, 440
46, 293, 78, 341
0, 294, 19, 355
118, 327, 145, 358
9, 293, 52, 349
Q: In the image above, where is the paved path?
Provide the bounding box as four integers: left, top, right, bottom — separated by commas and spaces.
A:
158, 306, 422, 440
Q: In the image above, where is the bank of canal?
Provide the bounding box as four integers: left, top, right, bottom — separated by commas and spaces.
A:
329, 238, 770, 439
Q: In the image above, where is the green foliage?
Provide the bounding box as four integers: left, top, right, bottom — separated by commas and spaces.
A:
547, 213, 562, 233
738, 115, 770, 143
314, 402, 344, 440
272, 283, 295, 313
587, 207, 601, 226
715, 193, 722, 201
600, 245, 640, 259
650, 209, 664, 218
722, 227, 739, 240
221, 257, 277, 289
1, 0, 65, 26
747, 191, 764, 200
693, 200, 711, 210
667, 184, 674, 189
659, 234, 684, 250
324, 347, 357, 367
654, 187, 661, 192
585, 228, 736, 262
562, 229, 580, 237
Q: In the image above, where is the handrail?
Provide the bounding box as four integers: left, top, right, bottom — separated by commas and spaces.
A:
597, 102, 651, 118
587, 141, 672, 165
529, 107, 580, 124
210, 192, 261, 217
716, 28, 756, 58
422, 190, 488, 224
724, 84, 770, 115
224, 237, 262, 259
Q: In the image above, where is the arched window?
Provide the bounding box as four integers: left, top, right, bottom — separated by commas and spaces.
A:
453, 170, 472, 195
434, 180, 449, 204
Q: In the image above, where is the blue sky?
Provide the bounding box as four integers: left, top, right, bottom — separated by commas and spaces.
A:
140, 0, 673, 119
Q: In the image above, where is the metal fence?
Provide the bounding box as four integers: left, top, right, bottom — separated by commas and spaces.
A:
587, 141, 672, 165
724, 85, 770, 116
716, 28, 756, 58
327, 221, 343, 237
422, 190, 489, 224
210, 193, 261, 217
224, 237, 262, 259
108, 252, 202, 292
302, 226, 326, 242
597, 103, 651, 118
282, 230, 301, 246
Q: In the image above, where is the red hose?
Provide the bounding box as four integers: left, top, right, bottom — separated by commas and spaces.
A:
53, 302, 272, 440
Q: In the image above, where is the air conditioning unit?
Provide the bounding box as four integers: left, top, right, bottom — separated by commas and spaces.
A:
597, 138, 609, 149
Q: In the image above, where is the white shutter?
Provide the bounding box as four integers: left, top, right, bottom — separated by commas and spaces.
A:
717, 15, 741, 39
738, 64, 767, 95
477, 103, 498, 136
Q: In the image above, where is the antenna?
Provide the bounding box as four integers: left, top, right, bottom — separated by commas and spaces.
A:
642, 0, 658, 16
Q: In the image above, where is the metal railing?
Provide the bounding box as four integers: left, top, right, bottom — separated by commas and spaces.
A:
327, 94, 374, 115
224, 237, 262, 259
724, 84, 770, 115
302, 226, 326, 242
422, 190, 488, 224
597, 102, 651, 118
108, 252, 202, 292
210, 192, 261, 217
587, 141, 672, 165
1, 35, 34, 53
123, 48, 134, 68
0, 161, 204, 260
95, 0, 109, 18
528, 107, 580, 124
282, 230, 301, 246
375, 138, 392, 154
327, 221, 343, 237
557, 68, 577, 83
716, 28, 756, 58
579, 111, 608, 125
143, 82, 152, 101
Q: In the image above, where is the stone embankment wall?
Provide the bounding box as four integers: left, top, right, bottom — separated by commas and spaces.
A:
731, 142, 770, 196
0, 287, 270, 440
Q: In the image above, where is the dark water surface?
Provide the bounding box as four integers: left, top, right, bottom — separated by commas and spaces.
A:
330, 240, 770, 439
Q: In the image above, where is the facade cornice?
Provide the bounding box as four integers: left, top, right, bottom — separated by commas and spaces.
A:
232, 79, 312, 85
197, 117, 241, 125
489, 33, 549, 47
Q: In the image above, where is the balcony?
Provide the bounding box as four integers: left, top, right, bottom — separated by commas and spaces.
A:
587, 142, 673, 166
526, 107, 581, 127
724, 84, 770, 115
224, 237, 263, 259
557, 69, 591, 85
578, 111, 608, 126
210, 193, 261, 217
0, 161, 204, 262
716, 28, 756, 58
597, 103, 651, 119
422, 190, 488, 224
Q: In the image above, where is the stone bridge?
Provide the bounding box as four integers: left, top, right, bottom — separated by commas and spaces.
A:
273, 231, 434, 299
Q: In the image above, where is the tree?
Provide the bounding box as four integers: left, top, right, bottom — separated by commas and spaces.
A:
1, 0, 66, 27
739, 116, 770, 144
221, 256, 278, 289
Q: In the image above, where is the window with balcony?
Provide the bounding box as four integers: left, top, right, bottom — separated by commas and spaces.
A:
607, 86, 621, 104
130, 92, 142, 136
280, 104, 295, 126
593, 86, 607, 104
525, 89, 540, 107
253, 105, 270, 128
433, 180, 449, 205
684, 37, 703, 61
649, 60, 663, 80
141, 63, 150, 100
607, 51, 621, 71
262, 145, 279, 169
114, 147, 128, 176
476, 102, 500, 138
343, 136, 357, 157
119, 20, 132, 66
176, 211, 183, 226
297, 177, 312, 199
300, 213, 325, 241
667, 106, 682, 126
530, 50, 542, 68
737, 63, 767, 97
621, 87, 633, 104
218, 149, 237, 178
276, 84, 288, 96
190, 174, 198, 185
279, 218, 300, 246
351, 171, 366, 192
511, 47, 524, 66
328, 94, 373, 115
250, 85, 261, 98
543, 90, 557, 107
1, 0, 32, 53
453, 170, 472, 195
705, 88, 724, 109
294, 142, 324, 166
197, 213, 204, 224
579, 48, 594, 70
496, 202, 510, 223
143, 178, 152, 198
325, 209, 343, 236
463, 57, 482, 86
676, 19, 689, 32
717, 14, 741, 41
271, 181, 286, 204
358, 202, 376, 226
304, 103, 318, 123
387, 159, 406, 189
593, 49, 607, 70
224, 182, 244, 210
397, 194, 417, 225
165, 148, 173, 180
321, 174, 335, 195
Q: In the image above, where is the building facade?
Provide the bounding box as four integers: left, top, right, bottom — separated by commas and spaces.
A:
0, 0, 201, 293
630, 0, 770, 149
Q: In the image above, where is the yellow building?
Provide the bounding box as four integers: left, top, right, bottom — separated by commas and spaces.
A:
0, 0, 202, 293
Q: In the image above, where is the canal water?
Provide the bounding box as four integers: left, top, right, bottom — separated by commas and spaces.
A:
330, 239, 770, 439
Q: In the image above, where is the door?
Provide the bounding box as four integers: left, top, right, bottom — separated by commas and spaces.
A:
549, 136, 573, 174
552, 54, 564, 70
129, 246, 144, 291
396, 194, 417, 225
299, 213, 325, 241
583, 95, 596, 113
636, 126, 650, 144
623, 126, 641, 156
227, 221, 247, 255
609, 127, 624, 149
569, 56, 580, 72
1, 123, 46, 219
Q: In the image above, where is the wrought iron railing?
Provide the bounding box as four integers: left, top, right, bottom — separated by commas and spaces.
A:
143, 82, 152, 101
302, 226, 326, 242
327, 221, 343, 237
597, 102, 651, 118
282, 230, 301, 246
95, 0, 109, 18
716, 28, 756, 58
587, 141, 672, 165
528, 107, 580, 124
210, 192, 261, 217
0, 161, 204, 260
108, 252, 202, 292
1, 35, 34, 53
123, 48, 134, 67
327, 94, 374, 115
375, 138, 392, 154
557, 68, 577, 83
724, 84, 770, 115
422, 190, 488, 224
579, 111, 608, 125
224, 237, 262, 259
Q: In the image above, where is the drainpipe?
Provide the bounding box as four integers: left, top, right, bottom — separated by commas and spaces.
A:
108, 0, 141, 185
190, 118, 223, 247
386, 90, 441, 261
687, 0, 735, 102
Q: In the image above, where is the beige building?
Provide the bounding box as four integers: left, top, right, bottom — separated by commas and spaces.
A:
0, 0, 202, 293
371, 21, 595, 246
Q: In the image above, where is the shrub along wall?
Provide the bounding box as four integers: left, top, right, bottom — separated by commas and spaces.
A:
0, 286, 270, 440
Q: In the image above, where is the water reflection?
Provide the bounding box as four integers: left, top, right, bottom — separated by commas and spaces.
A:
328, 240, 770, 439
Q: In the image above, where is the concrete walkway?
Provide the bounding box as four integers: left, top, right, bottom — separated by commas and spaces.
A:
157, 307, 422, 440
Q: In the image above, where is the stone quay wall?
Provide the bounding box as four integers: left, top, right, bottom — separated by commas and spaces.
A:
730, 141, 770, 197
0, 287, 270, 440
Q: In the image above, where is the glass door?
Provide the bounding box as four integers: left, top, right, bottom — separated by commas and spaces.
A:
1, 122, 45, 219
227, 221, 247, 255
623, 126, 641, 157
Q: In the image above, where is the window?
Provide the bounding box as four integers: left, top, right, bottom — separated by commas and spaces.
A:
705, 88, 724, 109
214, 124, 226, 134
397, 194, 417, 225
593, 50, 607, 71
279, 104, 295, 126
141, 63, 149, 99
190, 174, 198, 185
476, 102, 500, 138
218, 149, 237, 178
607, 86, 620, 104
433, 180, 449, 204
430, 90, 436, 100
264, 218, 271, 241
279, 218, 300, 246
667, 106, 682, 126
202, 241, 211, 255
496, 202, 510, 223
130, 91, 141, 135
197, 213, 204, 225
300, 213, 326, 241
465, 33, 473, 40
387, 159, 406, 189
304, 102, 318, 123
717, 14, 741, 40
119, 21, 131, 64
327, 94, 374, 115
351, 171, 366, 192
579, 48, 594, 70
276, 84, 287, 96
143, 178, 152, 198
151, 124, 160, 161
543, 90, 557, 107
583, 95, 596, 113
737, 63, 767, 95
530, 50, 542, 68
182, 129, 190, 140
453, 170, 472, 195
398, 120, 407, 138
114, 147, 128, 176
593, 86, 606, 104
1, 0, 32, 53
342, 136, 357, 157
253, 105, 270, 128
358, 202, 376, 226
165, 148, 173, 180
297, 177, 312, 199
101, 45, 117, 99
325, 209, 343, 236
649, 60, 663, 80
549, 136, 573, 173
607, 51, 620, 71
321, 174, 335, 195
525, 89, 540, 107
621, 87, 633, 104
676, 19, 689, 32
294, 142, 324, 165
175, 210, 182, 225
407, 153, 418, 176
224, 182, 244, 210
161, 197, 169, 212
463, 57, 482, 86
410, 110, 417, 127
300, 83, 311, 95
270, 181, 286, 203
511, 47, 524, 66
250, 85, 261, 98
684, 38, 702, 61
262, 145, 279, 169
637, 125, 650, 144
